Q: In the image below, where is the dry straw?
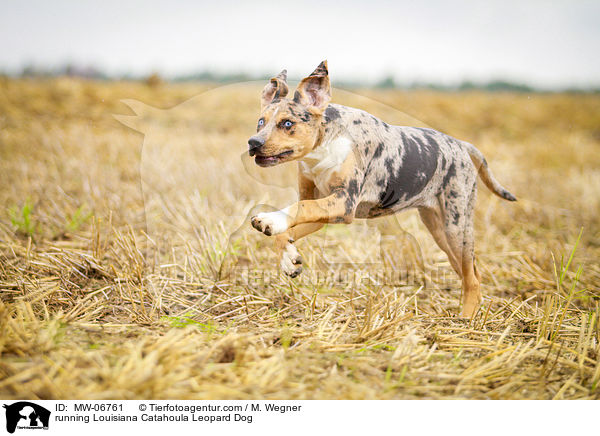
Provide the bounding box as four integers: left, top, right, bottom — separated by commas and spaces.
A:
0, 78, 598, 399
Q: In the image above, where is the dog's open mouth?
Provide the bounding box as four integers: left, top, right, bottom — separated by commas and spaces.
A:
254, 150, 293, 167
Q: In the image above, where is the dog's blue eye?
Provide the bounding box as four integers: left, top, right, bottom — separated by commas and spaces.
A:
258, 119, 264, 126
284, 120, 293, 128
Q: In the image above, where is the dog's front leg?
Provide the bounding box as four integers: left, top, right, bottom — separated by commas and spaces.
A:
261, 172, 326, 277
251, 191, 354, 236
252, 194, 352, 277
274, 223, 324, 277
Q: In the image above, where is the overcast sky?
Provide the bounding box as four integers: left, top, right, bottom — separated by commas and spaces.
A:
1, 0, 599, 88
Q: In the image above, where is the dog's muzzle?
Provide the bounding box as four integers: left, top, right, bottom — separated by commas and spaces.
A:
248, 136, 265, 156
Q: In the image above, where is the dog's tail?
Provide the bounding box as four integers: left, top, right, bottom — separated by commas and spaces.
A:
464, 142, 517, 201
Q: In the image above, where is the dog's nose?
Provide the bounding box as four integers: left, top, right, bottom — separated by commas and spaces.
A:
248, 136, 265, 156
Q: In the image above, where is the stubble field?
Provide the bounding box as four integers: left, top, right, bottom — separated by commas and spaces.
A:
1, 77, 599, 399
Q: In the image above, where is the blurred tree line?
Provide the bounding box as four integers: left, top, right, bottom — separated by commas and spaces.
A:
1, 64, 597, 93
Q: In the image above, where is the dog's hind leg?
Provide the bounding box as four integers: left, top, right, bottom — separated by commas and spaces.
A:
459, 183, 481, 317
419, 200, 462, 277
442, 180, 481, 318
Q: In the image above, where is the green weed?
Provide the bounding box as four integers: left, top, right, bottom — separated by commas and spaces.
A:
8, 198, 36, 236
66, 205, 93, 232
162, 313, 218, 334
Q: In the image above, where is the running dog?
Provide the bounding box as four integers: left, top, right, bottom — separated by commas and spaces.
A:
247, 61, 516, 317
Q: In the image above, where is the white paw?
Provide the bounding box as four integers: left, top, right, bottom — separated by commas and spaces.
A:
280, 242, 303, 278
251, 208, 290, 236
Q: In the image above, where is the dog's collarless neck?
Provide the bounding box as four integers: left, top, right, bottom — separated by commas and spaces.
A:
299, 135, 353, 195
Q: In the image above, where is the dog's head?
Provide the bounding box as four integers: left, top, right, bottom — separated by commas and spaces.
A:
248, 61, 331, 167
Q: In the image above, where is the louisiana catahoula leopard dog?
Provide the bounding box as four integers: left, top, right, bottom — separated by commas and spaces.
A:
247, 61, 516, 318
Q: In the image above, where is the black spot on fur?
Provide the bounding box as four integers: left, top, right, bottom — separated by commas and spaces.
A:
324, 106, 340, 123
362, 167, 372, 187
371, 116, 379, 125
378, 132, 439, 208
345, 179, 359, 214
411, 135, 428, 152
300, 111, 311, 122
384, 157, 394, 173
442, 162, 456, 188
452, 210, 460, 225
373, 142, 384, 159
353, 119, 362, 125
422, 130, 441, 151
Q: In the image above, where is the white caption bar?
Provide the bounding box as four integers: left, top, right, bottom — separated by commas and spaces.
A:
0, 400, 596, 435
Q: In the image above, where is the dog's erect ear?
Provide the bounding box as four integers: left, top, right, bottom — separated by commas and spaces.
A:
293, 60, 331, 113
261, 69, 289, 109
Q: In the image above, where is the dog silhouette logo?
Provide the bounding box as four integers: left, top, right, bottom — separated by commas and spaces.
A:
3, 402, 50, 433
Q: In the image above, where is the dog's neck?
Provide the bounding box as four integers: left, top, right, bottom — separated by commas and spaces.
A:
299, 119, 352, 193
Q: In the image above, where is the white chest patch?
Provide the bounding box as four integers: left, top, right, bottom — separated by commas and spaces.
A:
299, 136, 353, 194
